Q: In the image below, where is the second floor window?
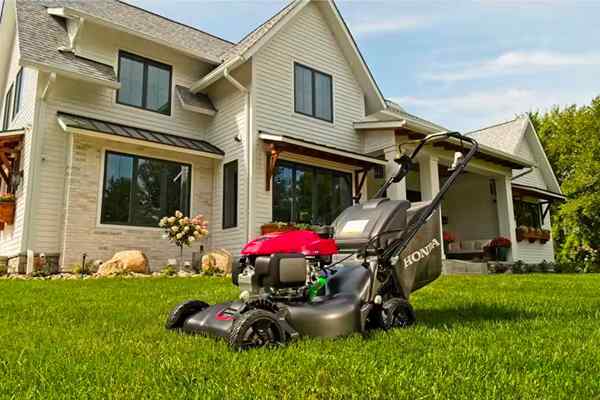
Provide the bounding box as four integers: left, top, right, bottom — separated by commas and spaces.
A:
13, 68, 23, 119
117, 51, 172, 115
2, 85, 12, 131
294, 63, 333, 122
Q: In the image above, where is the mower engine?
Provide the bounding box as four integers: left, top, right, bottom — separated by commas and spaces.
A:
236, 230, 337, 300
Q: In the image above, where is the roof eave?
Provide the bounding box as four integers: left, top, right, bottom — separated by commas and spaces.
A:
47, 7, 221, 66
21, 59, 120, 89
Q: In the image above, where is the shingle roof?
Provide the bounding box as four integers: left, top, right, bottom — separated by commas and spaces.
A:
17, 0, 234, 66
175, 85, 215, 114
466, 116, 529, 155
16, 1, 118, 84
57, 112, 224, 156
220, 0, 302, 62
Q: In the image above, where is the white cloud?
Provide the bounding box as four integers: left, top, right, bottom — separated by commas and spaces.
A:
351, 16, 430, 36
424, 51, 600, 82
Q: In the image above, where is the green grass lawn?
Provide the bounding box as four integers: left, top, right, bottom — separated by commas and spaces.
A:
1, 275, 599, 399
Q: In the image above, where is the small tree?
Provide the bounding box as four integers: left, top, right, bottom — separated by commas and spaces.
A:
159, 211, 209, 267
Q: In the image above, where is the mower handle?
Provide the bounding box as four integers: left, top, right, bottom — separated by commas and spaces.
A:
374, 131, 477, 199
380, 131, 479, 262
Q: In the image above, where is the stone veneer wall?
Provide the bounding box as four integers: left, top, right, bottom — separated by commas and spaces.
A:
60, 135, 214, 271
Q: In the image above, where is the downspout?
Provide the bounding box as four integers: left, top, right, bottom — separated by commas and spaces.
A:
512, 167, 534, 181
223, 67, 254, 242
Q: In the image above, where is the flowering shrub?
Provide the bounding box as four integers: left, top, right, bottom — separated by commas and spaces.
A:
159, 211, 209, 255
0, 193, 15, 202
490, 237, 511, 248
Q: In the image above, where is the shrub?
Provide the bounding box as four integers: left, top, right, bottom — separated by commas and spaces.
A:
71, 260, 97, 275
0, 263, 7, 276
160, 265, 177, 277
511, 260, 525, 274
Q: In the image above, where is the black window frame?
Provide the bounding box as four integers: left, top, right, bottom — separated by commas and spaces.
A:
117, 51, 173, 116
100, 151, 192, 227
222, 160, 238, 229
2, 85, 12, 131
294, 62, 333, 123
513, 199, 543, 229
12, 68, 22, 120
272, 160, 352, 225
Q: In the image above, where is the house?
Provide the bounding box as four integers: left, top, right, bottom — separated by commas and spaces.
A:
0, 0, 564, 273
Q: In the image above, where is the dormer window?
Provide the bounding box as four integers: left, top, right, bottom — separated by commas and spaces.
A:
294, 63, 333, 123
117, 51, 172, 115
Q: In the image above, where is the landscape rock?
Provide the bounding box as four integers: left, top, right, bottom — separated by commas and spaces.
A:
201, 249, 233, 275
97, 250, 149, 276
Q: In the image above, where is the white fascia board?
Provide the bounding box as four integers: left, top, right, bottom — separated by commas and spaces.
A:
259, 132, 387, 166
353, 120, 407, 130
21, 60, 121, 90
525, 118, 562, 194
59, 124, 223, 160
190, 56, 245, 93
47, 7, 220, 65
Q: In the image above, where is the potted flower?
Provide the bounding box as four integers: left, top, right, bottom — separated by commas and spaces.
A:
490, 236, 511, 261
0, 193, 16, 225
159, 211, 209, 268
443, 231, 456, 254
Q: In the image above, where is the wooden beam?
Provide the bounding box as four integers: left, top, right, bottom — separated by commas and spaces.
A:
265, 144, 280, 191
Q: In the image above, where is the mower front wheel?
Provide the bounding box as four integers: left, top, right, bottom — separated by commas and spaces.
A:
377, 298, 416, 330
166, 300, 209, 330
228, 309, 285, 351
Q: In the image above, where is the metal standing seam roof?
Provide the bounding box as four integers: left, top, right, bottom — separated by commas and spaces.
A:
175, 85, 216, 113
57, 112, 224, 156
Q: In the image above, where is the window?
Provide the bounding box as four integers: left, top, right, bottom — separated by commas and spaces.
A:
222, 160, 238, 229
273, 161, 352, 225
117, 51, 172, 115
294, 63, 333, 122
514, 199, 542, 228
101, 152, 190, 227
13, 68, 23, 119
2, 85, 12, 130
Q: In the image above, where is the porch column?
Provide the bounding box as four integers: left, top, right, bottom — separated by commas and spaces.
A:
383, 146, 406, 200
418, 153, 444, 259
495, 174, 519, 262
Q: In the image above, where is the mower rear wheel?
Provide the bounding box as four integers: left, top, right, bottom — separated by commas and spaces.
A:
166, 300, 209, 330
377, 298, 416, 330
228, 309, 285, 351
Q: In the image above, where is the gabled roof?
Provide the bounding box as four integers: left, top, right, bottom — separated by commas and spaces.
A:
192, 0, 386, 113
17, 0, 233, 65
219, 0, 301, 63
467, 115, 562, 193
466, 116, 529, 154
16, 1, 119, 87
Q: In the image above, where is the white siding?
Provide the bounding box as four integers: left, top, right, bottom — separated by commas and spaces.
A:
510, 126, 555, 263
205, 67, 249, 255
30, 27, 216, 256
253, 3, 365, 151
252, 2, 367, 235
0, 31, 37, 257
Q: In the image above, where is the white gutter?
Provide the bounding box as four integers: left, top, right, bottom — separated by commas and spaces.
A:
223, 67, 254, 242
190, 56, 245, 93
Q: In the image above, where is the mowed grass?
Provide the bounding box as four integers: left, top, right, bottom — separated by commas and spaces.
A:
1, 275, 599, 400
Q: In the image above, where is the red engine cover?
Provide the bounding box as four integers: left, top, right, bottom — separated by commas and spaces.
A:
241, 230, 338, 256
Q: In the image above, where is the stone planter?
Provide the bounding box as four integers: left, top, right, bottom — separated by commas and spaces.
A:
0, 201, 15, 225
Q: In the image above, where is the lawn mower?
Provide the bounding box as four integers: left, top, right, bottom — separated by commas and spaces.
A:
166, 131, 479, 350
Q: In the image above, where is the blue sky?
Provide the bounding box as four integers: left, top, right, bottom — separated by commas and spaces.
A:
125, 0, 599, 131
5, 0, 594, 132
